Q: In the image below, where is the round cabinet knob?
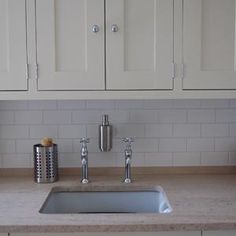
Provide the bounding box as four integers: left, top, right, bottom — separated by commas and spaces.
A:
111, 24, 119, 33
92, 25, 99, 33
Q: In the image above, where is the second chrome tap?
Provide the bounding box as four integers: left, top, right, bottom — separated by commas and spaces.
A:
122, 138, 134, 184
80, 138, 90, 184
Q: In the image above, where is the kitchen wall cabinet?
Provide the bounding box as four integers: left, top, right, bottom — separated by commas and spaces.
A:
36, 0, 104, 90
0, 0, 28, 91
2, 0, 236, 99
11, 231, 201, 236
36, 0, 173, 91
106, 0, 174, 90
183, 0, 236, 90
202, 230, 236, 236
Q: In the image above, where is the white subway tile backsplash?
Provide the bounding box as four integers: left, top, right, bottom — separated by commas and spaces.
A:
187, 138, 214, 152
43, 111, 71, 124
229, 124, 236, 136
106, 111, 130, 123
133, 138, 159, 152
215, 137, 236, 152
158, 110, 187, 123
16, 139, 36, 154
29, 125, 57, 139
56, 139, 73, 153
129, 110, 158, 123
173, 152, 201, 166
0, 155, 2, 168
89, 153, 117, 167
0, 100, 235, 168
0, 125, 29, 139
115, 100, 144, 110
141, 100, 174, 109
58, 153, 79, 168
200, 99, 229, 108
216, 110, 236, 122
28, 100, 57, 110
15, 111, 42, 124
73, 110, 129, 124
2, 154, 31, 168
201, 152, 229, 166
229, 99, 236, 108
173, 124, 200, 137
201, 124, 229, 137
0, 111, 14, 124
57, 100, 86, 110
159, 138, 186, 152
0, 140, 16, 154
86, 100, 115, 110
173, 100, 201, 108
86, 124, 99, 138
187, 110, 215, 123
58, 125, 86, 139
115, 124, 145, 138
145, 124, 172, 138
229, 152, 236, 165
112, 138, 124, 153
145, 153, 173, 166
129, 153, 145, 167
72, 111, 102, 124
0, 101, 28, 110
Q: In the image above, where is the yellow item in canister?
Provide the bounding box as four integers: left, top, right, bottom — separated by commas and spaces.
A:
40, 137, 53, 147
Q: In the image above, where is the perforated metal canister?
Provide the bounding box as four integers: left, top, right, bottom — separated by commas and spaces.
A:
33, 144, 58, 183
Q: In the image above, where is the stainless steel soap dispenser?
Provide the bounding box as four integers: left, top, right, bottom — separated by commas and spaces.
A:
99, 114, 112, 152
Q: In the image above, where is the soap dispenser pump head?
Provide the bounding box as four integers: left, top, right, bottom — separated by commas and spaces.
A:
102, 114, 109, 125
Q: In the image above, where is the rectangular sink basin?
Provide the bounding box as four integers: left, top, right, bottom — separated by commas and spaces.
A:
40, 185, 172, 214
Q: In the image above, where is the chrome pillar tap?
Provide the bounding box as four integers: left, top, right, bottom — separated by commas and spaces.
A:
122, 138, 134, 184
80, 138, 90, 184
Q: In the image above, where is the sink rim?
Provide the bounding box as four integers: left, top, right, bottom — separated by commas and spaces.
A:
39, 185, 173, 214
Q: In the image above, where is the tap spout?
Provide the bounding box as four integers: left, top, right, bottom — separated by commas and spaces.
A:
80, 138, 90, 184
122, 138, 134, 184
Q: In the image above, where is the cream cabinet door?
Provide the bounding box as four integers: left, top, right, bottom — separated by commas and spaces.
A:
202, 230, 236, 236
0, 0, 28, 90
106, 0, 174, 90
36, 0, 104, 90
183, 0, 236, 89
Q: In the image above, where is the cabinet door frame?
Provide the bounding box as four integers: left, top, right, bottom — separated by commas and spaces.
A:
35, 0, 105, 91
182, 0, 236, 90
0, 0, 28, 91
106, 0, 174, 90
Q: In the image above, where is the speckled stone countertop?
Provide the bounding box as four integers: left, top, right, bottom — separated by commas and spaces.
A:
0, 175, 236, 233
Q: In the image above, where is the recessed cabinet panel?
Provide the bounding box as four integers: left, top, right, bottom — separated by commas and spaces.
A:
0, 0, 27, 90
36, 0, 104, 90
106, 0, 174, 90
183, 0, 236, 89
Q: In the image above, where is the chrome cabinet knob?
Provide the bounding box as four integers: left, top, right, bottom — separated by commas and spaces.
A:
92, 25, 99, 33
111, 24, 119, 32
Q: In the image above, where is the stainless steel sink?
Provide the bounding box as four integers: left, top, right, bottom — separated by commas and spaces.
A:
40, 185, 172, 214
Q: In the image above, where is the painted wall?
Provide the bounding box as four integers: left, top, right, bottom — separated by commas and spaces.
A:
0, 99, 235, 168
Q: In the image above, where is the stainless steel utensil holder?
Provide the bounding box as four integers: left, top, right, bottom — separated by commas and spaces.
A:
33, 144, 58, 183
